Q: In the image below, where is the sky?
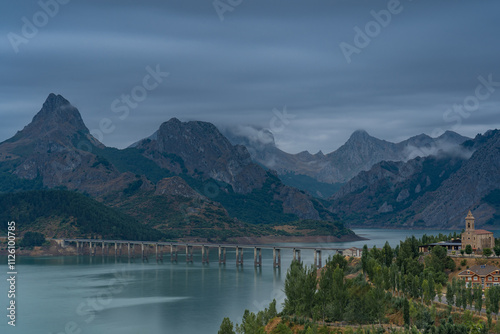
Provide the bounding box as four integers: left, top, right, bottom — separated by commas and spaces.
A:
1, 0, 499, 154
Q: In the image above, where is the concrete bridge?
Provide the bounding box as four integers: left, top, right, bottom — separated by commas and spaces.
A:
58, 238, 347, 269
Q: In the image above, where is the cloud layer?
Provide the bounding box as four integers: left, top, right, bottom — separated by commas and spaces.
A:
1, 0, 499, 153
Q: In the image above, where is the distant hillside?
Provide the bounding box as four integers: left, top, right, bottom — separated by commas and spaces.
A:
329, 130, 500, 229
0, 190, 164, 240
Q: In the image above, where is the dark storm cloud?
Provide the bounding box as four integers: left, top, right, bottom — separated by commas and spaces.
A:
1, 0, 499, 153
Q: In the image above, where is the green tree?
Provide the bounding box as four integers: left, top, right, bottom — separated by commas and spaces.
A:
465, 245, 473, 256
328, 266, 347, 321
283, 261, 316, 318
271, 323, 292, 334
316, 259, 334, 322
403, 298, 410, 326
382, 241, 393, 267
483, 248, 493, 258
466, 287, 474, 308
328, 253, 348, 271
361, 245, 369, 276
236, 310, 265, 334
474, 285, 483, 315
219, 317, 236, 334
489, 286, 500, 319
422, 279, 430, 304
20, 231, 46, 248
494, 246, 500, 257
446, 282, 454, 306
436, 283, 443, 303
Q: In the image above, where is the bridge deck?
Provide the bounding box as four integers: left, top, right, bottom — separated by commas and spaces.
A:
61, 238, 347, 251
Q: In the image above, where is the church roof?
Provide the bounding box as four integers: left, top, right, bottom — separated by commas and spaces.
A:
474, 229, 493, 235
466, 210, 474, 219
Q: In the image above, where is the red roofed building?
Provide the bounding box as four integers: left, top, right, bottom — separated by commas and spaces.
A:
461, 211, 494, 251
458, 265, 500, 289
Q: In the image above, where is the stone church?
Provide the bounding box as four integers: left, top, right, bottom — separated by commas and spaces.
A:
461, 211, 494, 251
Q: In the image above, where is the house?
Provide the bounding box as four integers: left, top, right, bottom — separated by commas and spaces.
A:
458, 264, 500, 289
461, 211, 494, 251
343, 247, 363, 258
418, 239, 462, 253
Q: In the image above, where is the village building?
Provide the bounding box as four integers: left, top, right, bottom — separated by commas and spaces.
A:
418, 239, 461, 253
458, 264, 500, 289
461, 210, 494, 251
343, 247, 363, 257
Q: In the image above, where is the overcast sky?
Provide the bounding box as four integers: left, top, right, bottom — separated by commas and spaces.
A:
1, 0, 499, 154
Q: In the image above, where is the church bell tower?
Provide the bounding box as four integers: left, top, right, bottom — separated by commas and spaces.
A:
465, 210, 475, 231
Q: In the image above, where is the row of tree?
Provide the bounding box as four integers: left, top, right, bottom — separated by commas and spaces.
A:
221, 234, 494, 333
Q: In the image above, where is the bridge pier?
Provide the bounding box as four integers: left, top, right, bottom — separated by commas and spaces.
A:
156, 244, 163, 263
142, 243, 149, 262
201, 245, 210, 264
218, 246, 226, 265
186, 245, 193, 263
170, 244, 178, 262
293, 248, 301, 262
314, 249, 322, 269
236, 247, 244, 266
130, 243, 136, 261
254, 247, 262, 267
273, 248, 281, 268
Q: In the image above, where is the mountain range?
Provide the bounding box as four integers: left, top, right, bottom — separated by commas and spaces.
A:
0, 94, 347, 241
224, 126, 470, 198
1, 93, 498, 239
328, 130, 500, 229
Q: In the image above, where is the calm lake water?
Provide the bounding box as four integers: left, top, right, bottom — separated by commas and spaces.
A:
2, 228, 496, 334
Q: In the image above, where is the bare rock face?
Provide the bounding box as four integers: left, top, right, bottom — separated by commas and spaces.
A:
136, 118, 267, 194
396, 189, 410, 202
0, 94, 135, 196
274, 185, 320, 220
155, 176, 204, 199
378, 202, 393, 213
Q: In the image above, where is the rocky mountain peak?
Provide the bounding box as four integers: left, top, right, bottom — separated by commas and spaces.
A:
30, 93, 88, 133
1, 93, 102, 157
437, 130, 469, 145
136, 118, 268, 193
348, 129, 371, 141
